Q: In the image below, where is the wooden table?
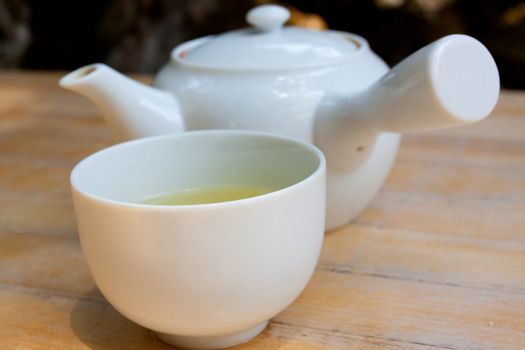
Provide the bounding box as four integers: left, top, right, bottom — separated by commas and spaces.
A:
1, 71, 524, 349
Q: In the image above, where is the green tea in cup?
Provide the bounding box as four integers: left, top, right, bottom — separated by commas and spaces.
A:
139, 184, 272, 205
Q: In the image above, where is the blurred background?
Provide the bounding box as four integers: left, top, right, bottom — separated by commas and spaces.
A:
1, 0, 524, 88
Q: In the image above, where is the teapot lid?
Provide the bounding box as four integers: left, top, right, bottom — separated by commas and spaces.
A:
180, 5, 358, 70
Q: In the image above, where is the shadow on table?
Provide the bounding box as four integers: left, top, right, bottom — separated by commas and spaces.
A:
70, 287, 173, 350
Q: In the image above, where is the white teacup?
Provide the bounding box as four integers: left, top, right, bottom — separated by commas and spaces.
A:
71, 130, 326, 349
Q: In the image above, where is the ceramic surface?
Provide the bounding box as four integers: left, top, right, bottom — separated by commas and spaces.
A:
70, 130, 326, 349
60, 4, 500, 230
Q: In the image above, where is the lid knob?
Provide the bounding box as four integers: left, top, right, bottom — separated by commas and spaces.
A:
247, 5, 290, 32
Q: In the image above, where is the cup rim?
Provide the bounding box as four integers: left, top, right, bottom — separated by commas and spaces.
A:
70, 130, 325, 210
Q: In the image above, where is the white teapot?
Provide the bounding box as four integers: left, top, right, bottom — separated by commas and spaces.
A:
60, 4, 499, 230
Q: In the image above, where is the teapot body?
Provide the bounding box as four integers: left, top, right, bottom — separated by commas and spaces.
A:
153, 34, 400, 229
155, 35, 388, 139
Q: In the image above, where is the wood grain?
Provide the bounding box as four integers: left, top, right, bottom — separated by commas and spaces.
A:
0, 71, 524, 349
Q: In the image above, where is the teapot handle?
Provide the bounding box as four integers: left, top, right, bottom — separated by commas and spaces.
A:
352, 34, 500, 133
315, 34, 499, 172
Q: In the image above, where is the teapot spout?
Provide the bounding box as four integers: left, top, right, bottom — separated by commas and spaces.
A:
315, 34, 499, 172
60, 63, 184, 140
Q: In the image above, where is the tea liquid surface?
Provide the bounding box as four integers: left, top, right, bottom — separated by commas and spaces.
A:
138, 185, 273, 205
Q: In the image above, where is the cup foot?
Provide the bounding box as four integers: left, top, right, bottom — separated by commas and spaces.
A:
154, 320, 268, 349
